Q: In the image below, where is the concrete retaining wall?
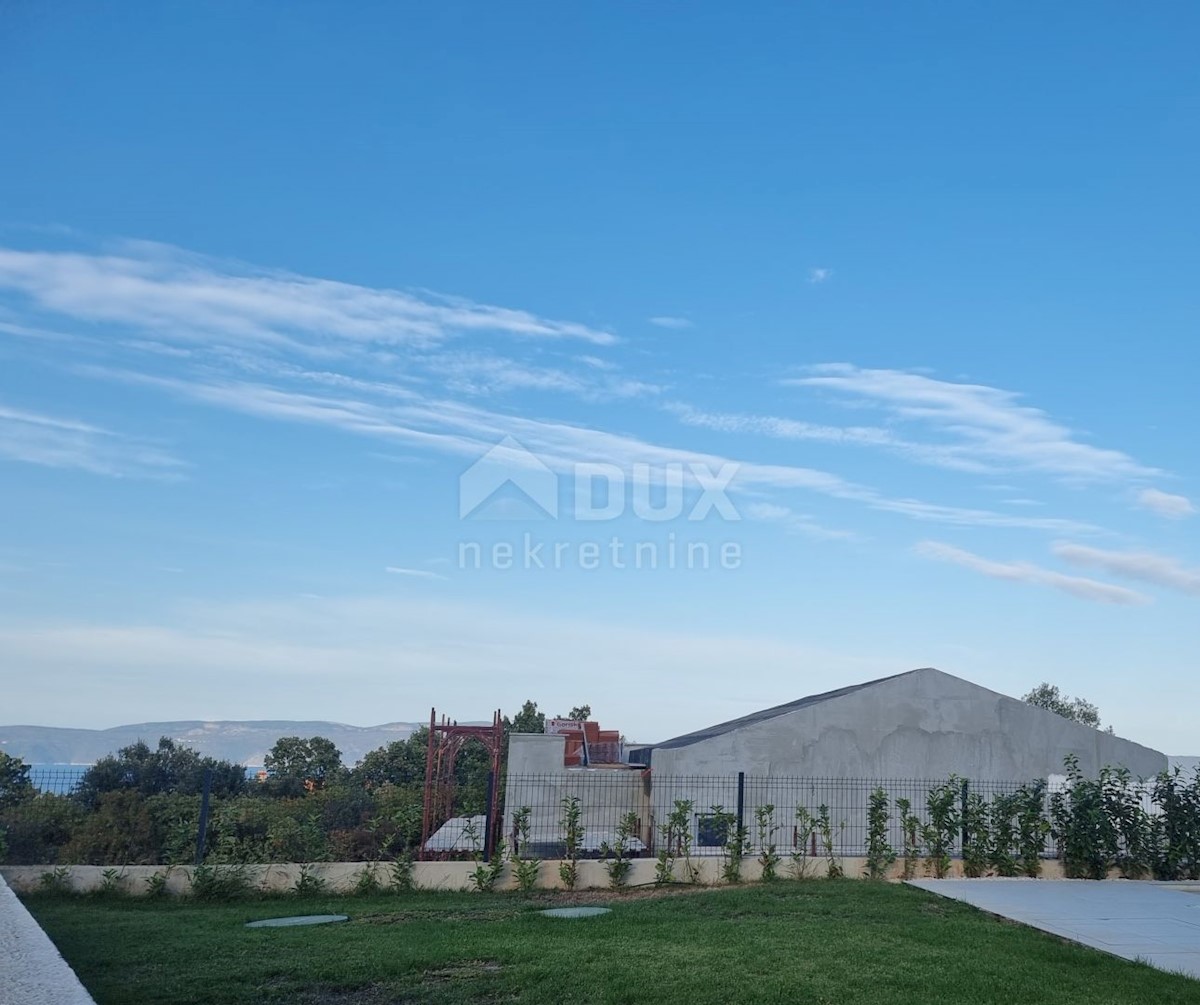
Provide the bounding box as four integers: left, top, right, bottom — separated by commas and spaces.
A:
0, 856, 1075, 896
0, 872, 95, 1004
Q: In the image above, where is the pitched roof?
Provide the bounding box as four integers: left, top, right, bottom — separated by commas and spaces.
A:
635, 667, 929, 759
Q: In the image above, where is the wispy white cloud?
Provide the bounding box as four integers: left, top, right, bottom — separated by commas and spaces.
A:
785, 364, 1157, 483
0, 402, 184, 479
79, 366, 1098, 534
808, 268, 833, 284
868, 497, 1089, 532
1135, 488, 1194, 520
742, 502, 859, 541
666, 400, 988, 467
2, 240, 1109, 535
913, 540, 1149, 605
667, 401, 895, 448
0, 243, 617, 350
1053, 543, 1200, 595
648, 316, 692, 330
385, 566, 448, 581
423, 351, 659, 399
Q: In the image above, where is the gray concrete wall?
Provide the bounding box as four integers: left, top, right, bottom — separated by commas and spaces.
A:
650, 668, 1167, 781
503, 734, 651, 852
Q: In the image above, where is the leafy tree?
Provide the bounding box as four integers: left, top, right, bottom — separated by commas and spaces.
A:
0, 752, 35, 810
263, 736, 345, 795
75, 738, 246, 809
565, 705, 592, 721
1022, 683, 1103, 730
505, 700, 545, 735
352, 729, 429, 788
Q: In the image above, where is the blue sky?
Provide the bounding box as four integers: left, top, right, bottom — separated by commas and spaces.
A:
1, 3, 1197, 754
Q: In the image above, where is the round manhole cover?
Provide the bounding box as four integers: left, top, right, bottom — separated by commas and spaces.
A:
245, 914, 350, 928
539, 907, 612, 919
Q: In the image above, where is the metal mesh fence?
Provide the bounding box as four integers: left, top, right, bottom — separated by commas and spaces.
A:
503, 773, 1050, 858
27, 767, 85, 796
0, 768, 1088, 866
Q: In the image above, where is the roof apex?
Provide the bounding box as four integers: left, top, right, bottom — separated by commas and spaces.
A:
650, 667, 950, 752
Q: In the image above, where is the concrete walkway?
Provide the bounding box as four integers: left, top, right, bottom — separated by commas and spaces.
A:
0, 874, 95, 1004
909, 879, 1200, 980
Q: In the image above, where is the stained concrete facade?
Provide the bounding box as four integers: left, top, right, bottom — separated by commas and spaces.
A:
502, 668, 1168, 857
644, 667, 1167, 781
503, 734, 649, 855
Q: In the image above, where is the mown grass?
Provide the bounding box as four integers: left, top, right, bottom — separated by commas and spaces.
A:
23, 881, 1199, 1004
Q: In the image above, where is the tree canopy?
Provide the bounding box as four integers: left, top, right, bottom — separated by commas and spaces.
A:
565, 705, 592, 722
264, 735, 345, 795
505, 700, 545, 735
75, 737, 246, 808
352, 729, 429, 788
0, 751, 34, 810
1022, 683, 1103, 730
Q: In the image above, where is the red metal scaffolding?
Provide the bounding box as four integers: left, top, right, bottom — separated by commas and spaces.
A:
419, 707, 504, 860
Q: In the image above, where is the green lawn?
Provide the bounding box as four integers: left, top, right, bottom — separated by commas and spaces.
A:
23, 881, 1199, 1004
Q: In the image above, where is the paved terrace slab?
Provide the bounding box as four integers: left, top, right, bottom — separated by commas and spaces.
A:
909, 879, 1200, 981
0, 874, 95, 1004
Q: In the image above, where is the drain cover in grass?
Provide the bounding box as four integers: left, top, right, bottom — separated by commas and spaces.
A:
245, 914, 349, 928
539, 907, 611, 919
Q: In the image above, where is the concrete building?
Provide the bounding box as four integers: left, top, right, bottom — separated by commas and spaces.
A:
635, 667, 1166, 780
502, 667, 1168, 857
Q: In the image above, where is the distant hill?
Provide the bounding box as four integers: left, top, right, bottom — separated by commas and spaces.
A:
0, 720, 432, 767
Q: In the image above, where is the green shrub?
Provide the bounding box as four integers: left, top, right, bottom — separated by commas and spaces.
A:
292, 864, 328, 896
1051, 757, 1115, 879
922, 778, 960, 879
558, 796, 584, 890
390, 853, 415, 892
510, 806, 540, 893
1150, 767, 1200, 880
38, 866, 71, 894
895, 798, 922, 880
93, 868, 126, 898
755, 804, 781, 882
353, 862, 383, 896
463, 818, 504, 893
816, 805, 843, 879
790, 806, 817, 879
191, 863, 252, 901
864, 788, 896, 880
1014, 781, 1049, 878
0, 794, 86, 864
60, 790, 164, 865
1104, 767, 1152, 879
655, 799, 699, 886
988, 793, 1019, 876
601, 811, 641, 889
961, 791, 990, 878
145, 868, 171, 898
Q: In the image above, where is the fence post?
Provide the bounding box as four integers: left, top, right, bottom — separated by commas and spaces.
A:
960, 777, 970, 854
736, 772, 745, 839
194, 767, 213, 866
483, 770, 497, 862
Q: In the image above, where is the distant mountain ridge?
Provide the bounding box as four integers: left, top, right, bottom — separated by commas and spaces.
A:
0, 720, 432, 767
